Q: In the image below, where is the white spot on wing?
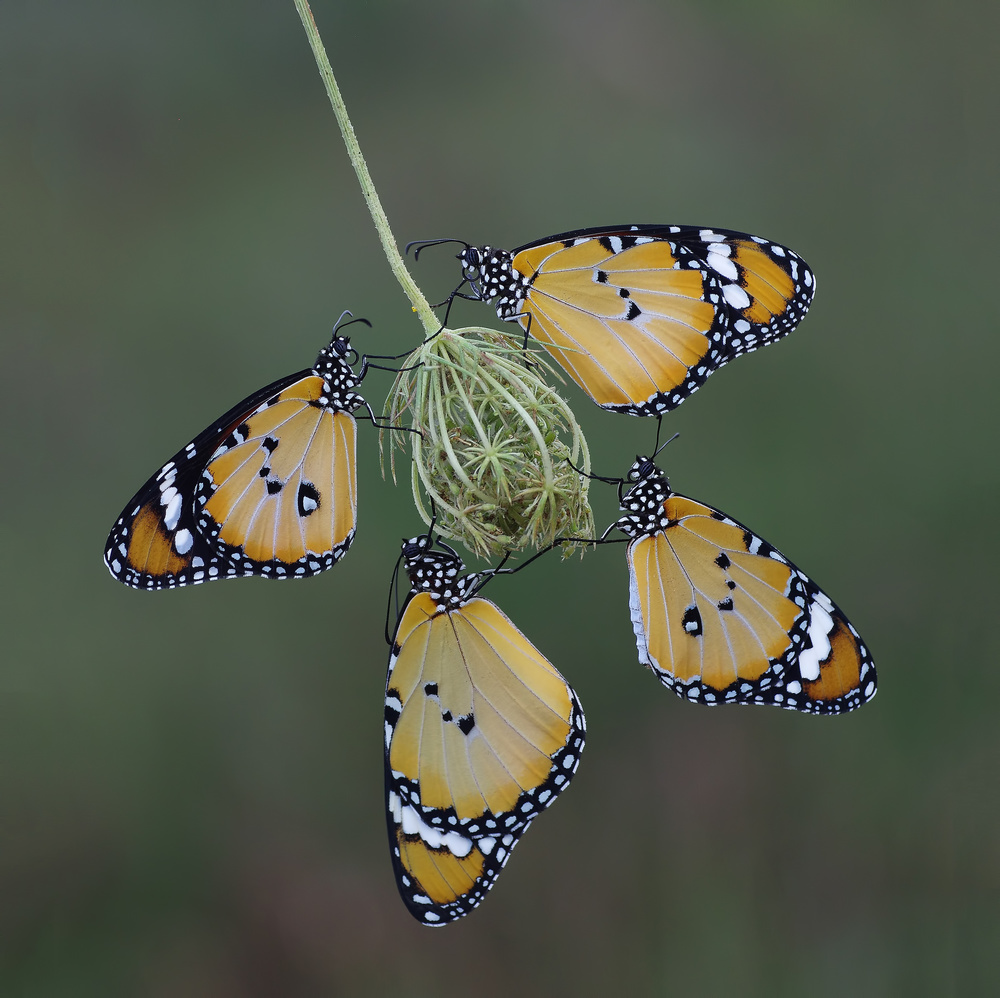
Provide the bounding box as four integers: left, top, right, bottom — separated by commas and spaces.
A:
797, 603, 835, 681
399, 803, 473, 857
707, 250, 738, 281
722, 284, 751, 310
164, 494, 182, 531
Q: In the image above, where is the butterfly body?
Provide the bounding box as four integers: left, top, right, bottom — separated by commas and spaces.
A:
612, 458, 876, 714
458, 223, 815, 416
384, 535, 585, 925
105, 333, 366, 590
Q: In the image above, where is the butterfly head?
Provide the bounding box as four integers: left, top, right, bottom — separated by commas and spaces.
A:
458, 245, 485, 284
627, 456, 667, 487
458, 245, 520, 311
315, 334, 356, 374
615, 457, 673, 531
401, 534, 477, 609
312, 335, 372, 414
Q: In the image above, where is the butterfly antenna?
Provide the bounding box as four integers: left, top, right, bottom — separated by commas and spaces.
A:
652, 431, 681, 461
424, 505, 441, 549
333, 311, 373, 334
405, 237, 471, 261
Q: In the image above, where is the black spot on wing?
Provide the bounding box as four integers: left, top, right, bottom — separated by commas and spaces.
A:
297, 481, 320, 517
682, 605, 703, 636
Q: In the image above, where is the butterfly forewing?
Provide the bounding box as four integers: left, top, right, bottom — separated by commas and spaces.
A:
200, 379, 356, 565
475, 223, 814, 415
624, 488, 876, 713
385, 592, 585, 925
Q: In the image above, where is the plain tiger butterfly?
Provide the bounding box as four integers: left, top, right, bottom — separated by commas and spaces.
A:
384, 532, 585, 925
105, 317, 377, 590
417, 224, 815, 416
602, 455, 876, 713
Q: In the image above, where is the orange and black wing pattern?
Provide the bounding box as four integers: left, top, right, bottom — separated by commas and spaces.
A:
613, 458, 876, 714
384, 536, 585, 925
105, 334, 363, 590
461, 224, 814, 416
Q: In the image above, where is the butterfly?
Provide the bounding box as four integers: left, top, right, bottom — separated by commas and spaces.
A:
600, 455, 876, 713
416, 224, 815, 416
104, 317, 377, 590
384, 532, 585, 925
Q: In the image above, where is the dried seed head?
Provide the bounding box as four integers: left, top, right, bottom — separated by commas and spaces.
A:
382, 327, 594, 558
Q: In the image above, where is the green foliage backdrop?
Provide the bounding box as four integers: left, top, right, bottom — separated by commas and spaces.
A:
1, 1, 997, 994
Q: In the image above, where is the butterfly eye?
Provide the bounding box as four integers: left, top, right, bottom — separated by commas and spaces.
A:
461, 248, 481, 281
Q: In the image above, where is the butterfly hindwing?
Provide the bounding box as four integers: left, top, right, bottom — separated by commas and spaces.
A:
616, 461, 876, 714
385, 542, 585, 925
105, 332, 364, 590
463, 224, 815, 416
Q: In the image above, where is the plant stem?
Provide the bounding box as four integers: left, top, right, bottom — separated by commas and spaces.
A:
293, 0, 439, 336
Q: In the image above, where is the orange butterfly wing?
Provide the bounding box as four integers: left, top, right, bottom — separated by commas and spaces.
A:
625, 492, 875, 713
384, 592, 585, 924
477, 224, 814, 415
105, 373, 357, 589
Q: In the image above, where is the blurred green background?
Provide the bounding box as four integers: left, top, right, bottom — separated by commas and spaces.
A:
2, 0, 997, 994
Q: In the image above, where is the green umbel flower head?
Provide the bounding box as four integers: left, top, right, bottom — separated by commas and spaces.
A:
384, 327, 594, 559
